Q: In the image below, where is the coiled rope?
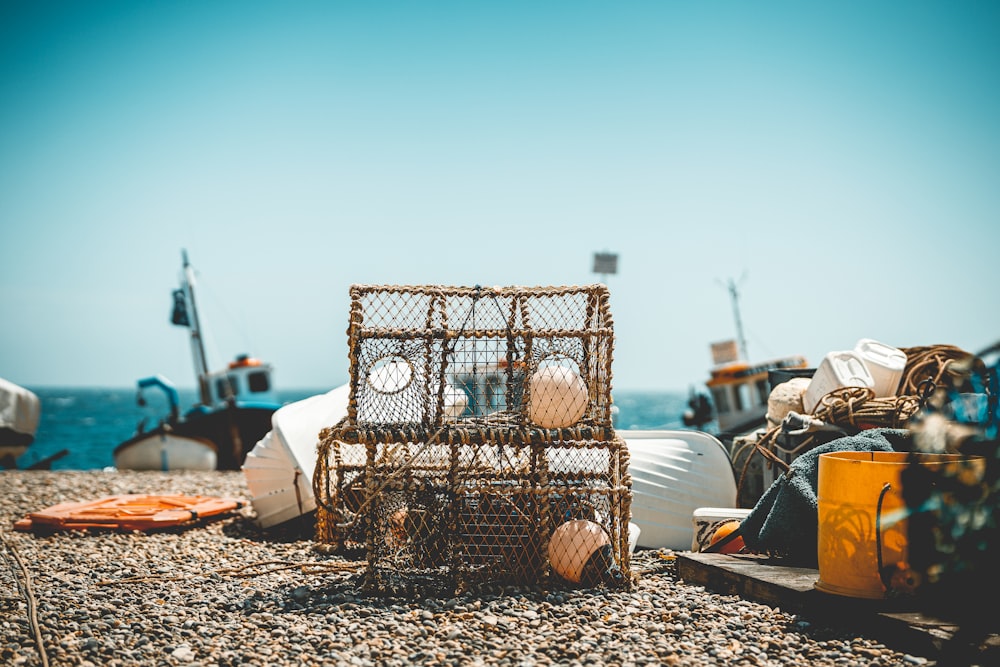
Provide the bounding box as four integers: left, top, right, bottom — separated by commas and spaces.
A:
736, 344, 974, 498
897, 345, 973, 397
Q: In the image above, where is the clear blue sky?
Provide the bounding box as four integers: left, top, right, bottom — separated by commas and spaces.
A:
2, 1, 998, 392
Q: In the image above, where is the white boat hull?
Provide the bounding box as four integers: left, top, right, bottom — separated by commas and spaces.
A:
243, 385, 350, 528
113, 432, 217, 471
621, 429, 738, 551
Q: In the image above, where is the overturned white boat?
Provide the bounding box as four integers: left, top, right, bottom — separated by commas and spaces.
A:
0, 377, 41, 469
622, 429, 737, 551
242, 384, 350, 529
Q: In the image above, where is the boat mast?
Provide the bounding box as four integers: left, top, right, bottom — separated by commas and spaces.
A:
726, 277, 749, 362
181, 250, 212, 406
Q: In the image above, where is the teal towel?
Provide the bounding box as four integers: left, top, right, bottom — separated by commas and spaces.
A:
739, 428, 912, 566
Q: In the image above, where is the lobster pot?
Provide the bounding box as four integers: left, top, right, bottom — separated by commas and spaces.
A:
314, 284, 630, 594
341, 284, 615, 428
316, 431, 631, 594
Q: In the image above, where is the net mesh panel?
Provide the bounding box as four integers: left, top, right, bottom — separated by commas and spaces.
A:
314, 284, 631, 594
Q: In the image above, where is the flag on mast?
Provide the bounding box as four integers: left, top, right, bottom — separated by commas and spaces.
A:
170, 289, 190, 327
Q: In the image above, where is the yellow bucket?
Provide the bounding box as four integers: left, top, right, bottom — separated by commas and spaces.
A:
815, 451, 982, 599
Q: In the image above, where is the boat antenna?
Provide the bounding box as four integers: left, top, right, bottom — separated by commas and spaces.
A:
725, 275, 749, 362
181, 249, 212, 406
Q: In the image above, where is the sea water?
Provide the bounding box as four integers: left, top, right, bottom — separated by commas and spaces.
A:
15, 387, 690, 470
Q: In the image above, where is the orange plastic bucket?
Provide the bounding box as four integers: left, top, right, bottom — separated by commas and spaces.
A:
815, 451, 983, 599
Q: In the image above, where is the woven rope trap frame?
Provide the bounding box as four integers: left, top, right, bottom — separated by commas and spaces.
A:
313, 284, 633, 594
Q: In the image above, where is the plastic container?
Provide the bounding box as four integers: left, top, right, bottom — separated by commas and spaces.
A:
691, 507, 752, 552
853, 338, 907, 398
766, 377, 811, 429
815, 451, 982, 599
802, 350, 874, 414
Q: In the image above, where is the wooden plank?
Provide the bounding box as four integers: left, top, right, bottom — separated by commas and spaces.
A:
676, 551, 998, 661
676, 552, 819, 610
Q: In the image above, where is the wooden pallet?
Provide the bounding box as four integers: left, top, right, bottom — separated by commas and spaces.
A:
677, 551, 999, 662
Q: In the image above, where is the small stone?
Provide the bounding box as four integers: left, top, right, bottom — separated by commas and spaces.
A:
170, 644, 195, 661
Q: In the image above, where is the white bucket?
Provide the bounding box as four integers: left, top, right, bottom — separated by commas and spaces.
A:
854, 338, 906, 398
691, 507, 752, 552
803, 350, 874, 414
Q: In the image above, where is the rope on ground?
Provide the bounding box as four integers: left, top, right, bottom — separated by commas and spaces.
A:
1, 531, 49, 667
628, 549, 677, 576
216, 559, 367, 578
96, 558, 367, 586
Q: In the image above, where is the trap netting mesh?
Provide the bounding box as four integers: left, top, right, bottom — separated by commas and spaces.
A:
313, 284, 632, 594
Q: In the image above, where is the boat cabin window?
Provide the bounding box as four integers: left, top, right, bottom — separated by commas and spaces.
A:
216, 376, 239, 401
710, 387, 730, 415
247, 370, 271, 394
733, 383, 753, 412
755, 379, 770, 405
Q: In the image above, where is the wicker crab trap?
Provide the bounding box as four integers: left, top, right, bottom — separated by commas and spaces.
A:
313, 284, 632, 594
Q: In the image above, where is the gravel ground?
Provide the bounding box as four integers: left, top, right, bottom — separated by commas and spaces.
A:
0, 470, 956, 666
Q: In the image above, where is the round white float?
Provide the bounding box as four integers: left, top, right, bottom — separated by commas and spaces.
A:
766, 376, 810, 428
548, 519, 611, 584
529, 365, 588, 428
367, 357, 413, 394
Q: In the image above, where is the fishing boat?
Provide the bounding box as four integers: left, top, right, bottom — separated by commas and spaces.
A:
0, 377, 41, 469
684, 278, 809, 439
113, 251, 281, 471
703, 353, 810, 436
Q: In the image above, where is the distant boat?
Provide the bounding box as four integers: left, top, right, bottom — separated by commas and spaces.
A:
685, 278, 809, 438
113, 251, 281, 471
0, 377, 41, 469
703, 354, 810, 436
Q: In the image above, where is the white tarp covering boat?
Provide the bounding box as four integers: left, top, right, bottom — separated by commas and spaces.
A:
0, 377, 41, 468
243, 384, 350, 528
622, 429, 738, 551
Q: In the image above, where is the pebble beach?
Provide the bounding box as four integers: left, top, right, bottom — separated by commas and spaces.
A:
1, 470, 936, 667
